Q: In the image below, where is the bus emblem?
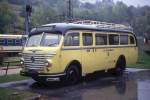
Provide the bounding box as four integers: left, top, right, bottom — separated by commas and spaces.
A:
31, 56, 35, 63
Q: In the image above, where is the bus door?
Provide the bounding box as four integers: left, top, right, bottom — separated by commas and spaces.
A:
94, 33, 108, 70
81, 33, 96, 73
106, 34, 119, 69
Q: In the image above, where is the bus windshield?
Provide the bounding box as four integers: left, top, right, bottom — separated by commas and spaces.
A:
26, 33, 62, 47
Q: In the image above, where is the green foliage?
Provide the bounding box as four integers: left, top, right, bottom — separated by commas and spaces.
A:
75, 1, 150, 36
7, 0, 25, 5
128, 50, 150, 69
0, 2, 16, 33
0, 0, 150, 36
31, 6, 57, 26
112, 2, 129, 23
0, 74, 28, 83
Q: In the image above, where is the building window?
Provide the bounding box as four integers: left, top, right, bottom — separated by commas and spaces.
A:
15, 39, 22, 46
109, 34, 119, 45
120, 35, 128, 45
64, 32, 79, 46
0, 39, 5, 45
83, 33, 93, 46
95, 34, 107, 45
7, 39, 14, 46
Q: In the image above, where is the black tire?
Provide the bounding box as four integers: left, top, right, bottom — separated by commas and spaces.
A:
65, 65, 81, 85
32, 77, 43, 82
113, 57, 126, 76
32, 77, 40, 82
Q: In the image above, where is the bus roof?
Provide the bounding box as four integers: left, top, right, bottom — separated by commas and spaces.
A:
30, 22, 134, 35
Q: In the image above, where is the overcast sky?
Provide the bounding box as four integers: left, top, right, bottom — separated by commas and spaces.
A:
80, 0, 150, 7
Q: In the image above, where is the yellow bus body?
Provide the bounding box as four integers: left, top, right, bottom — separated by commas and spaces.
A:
20, 23, 138, 82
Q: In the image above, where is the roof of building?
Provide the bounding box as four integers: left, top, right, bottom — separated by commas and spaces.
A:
0, 34, 23, 38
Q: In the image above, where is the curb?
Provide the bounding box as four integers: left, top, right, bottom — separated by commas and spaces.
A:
0, 79, 32, 88
0, 66, 21, 70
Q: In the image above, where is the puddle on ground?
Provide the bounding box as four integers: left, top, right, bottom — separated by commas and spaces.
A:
1, 70, 150, 100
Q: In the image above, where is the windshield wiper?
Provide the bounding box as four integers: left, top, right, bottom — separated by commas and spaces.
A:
48, 43, 58, 46
30, 44, 38, 47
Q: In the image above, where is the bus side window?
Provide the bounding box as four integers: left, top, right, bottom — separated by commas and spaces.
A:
95, 34, 107, 45
64, 33, 79, 46
120, 35, 128, 45
109, 34, 119, 45
130, 36, 135, 44
83, 33, 93, 46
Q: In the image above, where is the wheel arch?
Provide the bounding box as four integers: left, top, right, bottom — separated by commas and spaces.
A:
65, 60, 82, 75
116, 55, 126, 67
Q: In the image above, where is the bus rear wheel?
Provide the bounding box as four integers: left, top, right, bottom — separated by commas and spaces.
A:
65, 65, 80, 85
114, 57, 126, 76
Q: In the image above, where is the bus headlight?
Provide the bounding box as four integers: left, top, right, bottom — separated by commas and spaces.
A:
20, 58, 24, 65
45, 60, 52, 67
45, 60, 52, 71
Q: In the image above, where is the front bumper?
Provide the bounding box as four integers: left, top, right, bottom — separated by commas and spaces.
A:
20, 70, 66, 82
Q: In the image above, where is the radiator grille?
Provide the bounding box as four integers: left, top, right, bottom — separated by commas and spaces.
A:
23, 53, 54, 71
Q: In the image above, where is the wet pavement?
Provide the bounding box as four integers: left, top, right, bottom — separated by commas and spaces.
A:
0, 68, 150, 100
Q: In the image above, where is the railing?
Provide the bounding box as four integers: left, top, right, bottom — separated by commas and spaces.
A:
3, 61, 21, 75
73, 20, 133, 32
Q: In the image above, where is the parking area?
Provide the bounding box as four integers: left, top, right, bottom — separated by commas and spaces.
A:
0, 68, 150, 100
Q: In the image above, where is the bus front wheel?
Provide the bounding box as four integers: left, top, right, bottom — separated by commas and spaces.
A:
65, 65, 81, 85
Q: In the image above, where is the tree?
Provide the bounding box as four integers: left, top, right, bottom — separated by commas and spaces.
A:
112, 1, 129, 23
0, 0, 150, 36
31, 6, 57, 26
0, 2, 16, 34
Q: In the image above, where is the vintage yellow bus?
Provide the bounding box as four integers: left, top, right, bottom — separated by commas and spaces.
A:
20, 20, 138, 84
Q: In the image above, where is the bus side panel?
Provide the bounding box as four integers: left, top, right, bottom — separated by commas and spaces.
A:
60, 48, 82, 73
107, 47, 123, 69
117, 47, 130, 66
108, 46, 138, 68
94, 47, 108, 71
127, 47, 138, 65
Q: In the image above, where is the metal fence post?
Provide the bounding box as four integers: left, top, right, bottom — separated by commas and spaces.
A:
5, 62, 10, 75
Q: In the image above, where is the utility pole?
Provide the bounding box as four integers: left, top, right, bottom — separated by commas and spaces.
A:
25, 0, 32, 35
66, 0, 73, 22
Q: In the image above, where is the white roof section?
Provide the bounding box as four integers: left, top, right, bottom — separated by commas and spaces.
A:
0, 34, 24, 39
